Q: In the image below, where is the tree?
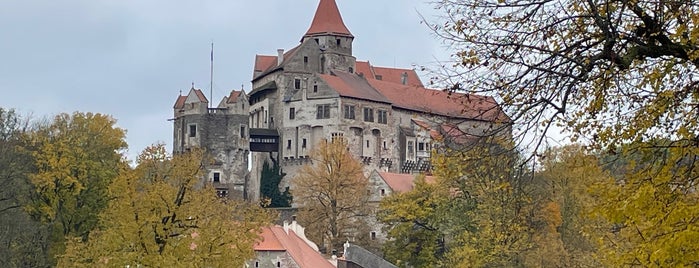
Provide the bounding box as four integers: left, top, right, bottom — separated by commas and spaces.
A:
590, 140, 699, 266
292, 139, 370, 253
25, 112, 127, 261
431, 1, 699, 266
0, 108, 51, 267
259, 159, 292, 208
434, 141, 536, 267
527, 145, 610, 267
378, 175, 466, 268
431, 0, 699, 151
59, 144, 272, 267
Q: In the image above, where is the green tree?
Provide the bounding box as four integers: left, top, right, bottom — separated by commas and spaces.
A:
378, 175, 467, 268
292, 139, 370, 253
59, 144, 272, 267
0, 108, 51, 267
25, 112, 127, 262
259, 159, 291, 207
435, 142, 535, 267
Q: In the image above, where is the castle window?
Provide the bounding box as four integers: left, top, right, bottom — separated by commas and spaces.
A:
316, 104, 331, 119
189, 124, 197, 137
314, 38, 319, 44
343, 104, 355, 119
383, 141, 387, 150
407, 141, 414, 159
255, 261, 259, 267
418, 142, 425, 152
302, 138, 307, 148
240, 125, 246, 138
303, 56, 308, 63
313, 85, 318, 93
289, 107, 295, 120
349, 67, 353, 73
287, 140, 292, 150
336, 38, 341, 46
213, 172, 220, 183
277, 262, 281, 267
377, 110, 388, 124
371, 231, 377, 240
380, 189, 385, 196
363, 107, 374, 122
331, 132, 344, 142
294, 78, 301, 89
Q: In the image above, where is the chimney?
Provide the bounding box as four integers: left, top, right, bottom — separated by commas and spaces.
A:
401, 72, 408, 85
277, 49, 285, 66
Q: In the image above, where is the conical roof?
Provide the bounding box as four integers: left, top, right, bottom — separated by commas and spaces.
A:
303, 0, 353, 38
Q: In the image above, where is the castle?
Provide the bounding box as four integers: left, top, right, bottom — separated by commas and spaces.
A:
172, 0, 510, 201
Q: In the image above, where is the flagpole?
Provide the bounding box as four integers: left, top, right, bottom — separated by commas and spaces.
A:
210, 42, 214, 109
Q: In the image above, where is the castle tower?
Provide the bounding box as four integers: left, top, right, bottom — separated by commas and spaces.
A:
301, 0, 356, 74
173, 88, 250, 199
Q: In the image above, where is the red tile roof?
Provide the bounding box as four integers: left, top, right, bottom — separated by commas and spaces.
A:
173, 95, 186, 109
355, 61, 424, 87
255, 225, 335, 268
412, 119, 432, 130
367, 79, 508, 122
254, 227, 285, 251
319, 71, 390, 104
253, 46, 301, 80
379, 172, 436, 193
193, 89, 209, 103
227, 90, 242, 103
254, 55, 276, 73
304, 0, 353, 38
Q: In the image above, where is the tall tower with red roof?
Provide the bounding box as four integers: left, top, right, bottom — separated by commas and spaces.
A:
302, 0, 356, 74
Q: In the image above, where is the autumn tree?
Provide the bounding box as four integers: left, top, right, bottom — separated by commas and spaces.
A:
59, 144, 272, 267
587, 140, 699, 266
527, 145, 611, 267
25, 112, 127, 262
378, 175, 469, 268
430, 1, 699, 266
292, 139, 370, 253
432, 0, 699, 150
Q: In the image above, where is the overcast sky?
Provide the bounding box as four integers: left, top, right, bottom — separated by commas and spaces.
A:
0, 0, 451, 161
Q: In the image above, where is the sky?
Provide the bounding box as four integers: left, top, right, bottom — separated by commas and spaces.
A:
0, 0, 451, 161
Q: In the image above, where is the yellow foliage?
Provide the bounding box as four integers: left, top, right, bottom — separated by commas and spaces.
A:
58, 144, 272, 267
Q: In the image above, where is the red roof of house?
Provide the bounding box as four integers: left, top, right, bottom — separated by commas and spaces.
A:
193, 89, 209, 103
319, 71, 390, 104
253, 46, 302, 80
355, 61, 424, 87
379, 172, 436, 193
255, 225, 335, 268
304, 0, 353, 38
254, 55, 276, 73
367, 79, 508, 121
254, 227, 285, 251
173, 95, 186, 109
227, 90, 242, 103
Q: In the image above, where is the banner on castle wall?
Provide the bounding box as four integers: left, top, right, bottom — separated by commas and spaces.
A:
249, 128, 279, 152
